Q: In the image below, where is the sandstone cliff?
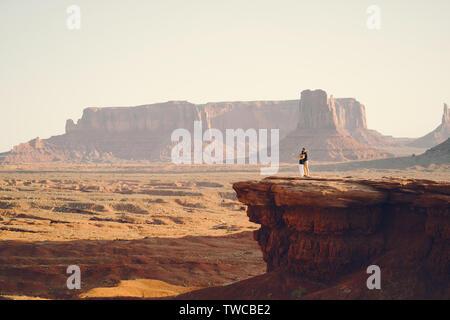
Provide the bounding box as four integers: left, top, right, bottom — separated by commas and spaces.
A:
0, 91, 395, 163
178, 177, 449, 299
279, 90, 391, 162
235, 177, 449, 299
334, 97, 394, 147
64, 100, 300, 138
409, 103, 450, 148
0, 101, 300, 163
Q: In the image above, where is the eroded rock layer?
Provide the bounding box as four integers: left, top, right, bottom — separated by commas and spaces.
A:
279, 90, 391, 161
0, 90, 395, 163
232, 177, 449, 298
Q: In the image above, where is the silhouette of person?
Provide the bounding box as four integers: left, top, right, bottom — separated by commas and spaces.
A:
298, 147, 310, 177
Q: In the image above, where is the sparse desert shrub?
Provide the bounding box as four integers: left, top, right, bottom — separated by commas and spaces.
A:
147, 198, 166, 204
174, 199, 205, 208
196, 181, 223, 188
0, 201, 15, 209
211, 223, 228, 230
113, 203, 148, 214
218, 192, 237, 200
147, 218, 166, 225
220, 201, 237, 208
139, 189, 202, 197
167, 216, 184, 224
117, 213, 137, 224
57, 202, 107, 212
52, 202, 107, 215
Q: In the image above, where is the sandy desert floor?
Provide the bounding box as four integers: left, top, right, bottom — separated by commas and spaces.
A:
0, 163, 448, 299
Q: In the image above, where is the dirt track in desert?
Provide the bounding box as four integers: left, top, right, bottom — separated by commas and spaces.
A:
0, 163, 448, 299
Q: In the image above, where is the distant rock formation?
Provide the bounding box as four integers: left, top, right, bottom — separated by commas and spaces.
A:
0, 136, 117, 164
334, 97, 395, 147
313, 137, 450, 171
296, 90, 339, 130
409, 103, 450, 148
62, 100, 300, 138
279, 90, 391, 162
0, 100, 300, 163
1, 137, 66, 163
0, 91, 394, 163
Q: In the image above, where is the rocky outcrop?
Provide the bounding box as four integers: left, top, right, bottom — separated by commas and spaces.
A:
230, 177, 449, 299
0, 137, 65, 163
294, 90, 370, 132
409, 103, 450, 148
334, 97, 395, 147
0, 136, 118, 164
0, 91, 395, 163
280, 90, 392, 162
334, 97, 367, 130
296, 90, 339, 130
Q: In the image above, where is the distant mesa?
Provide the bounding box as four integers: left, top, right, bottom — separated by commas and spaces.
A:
1, 100, 299, 164
279, 89, 392, 162
0, 90, 445, 164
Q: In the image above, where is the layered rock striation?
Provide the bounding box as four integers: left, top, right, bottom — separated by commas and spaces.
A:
0, 101, 300, 163
232, 177, 449, 298
1, 90, 395, 163
280, 90, 391, 162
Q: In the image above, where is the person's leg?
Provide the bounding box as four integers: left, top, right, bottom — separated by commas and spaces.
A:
304, 161, 310, 176
298, 164, 304, 177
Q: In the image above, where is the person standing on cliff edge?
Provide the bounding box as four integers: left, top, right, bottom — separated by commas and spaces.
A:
298, 147, 310, 177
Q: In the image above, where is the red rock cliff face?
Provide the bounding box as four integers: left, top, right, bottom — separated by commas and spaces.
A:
202, 101, 299, 136
232, 177, 449, 299
280, 90, 391, 162
64, 101, 300, 138
297, 90, 339, 130
296, 91, 369, 132
333, 97, 395, 148
1, 101, 300, 163
334, 98, 367, 131
65, 102, 201, 134
0, 92, 394, 163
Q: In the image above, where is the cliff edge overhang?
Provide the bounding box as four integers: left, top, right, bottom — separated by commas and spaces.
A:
232, 177, 449, 299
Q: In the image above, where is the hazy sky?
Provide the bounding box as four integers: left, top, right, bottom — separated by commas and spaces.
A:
1, 0, 449, 152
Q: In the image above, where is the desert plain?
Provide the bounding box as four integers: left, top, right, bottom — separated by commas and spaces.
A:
0, 162, 448, 300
